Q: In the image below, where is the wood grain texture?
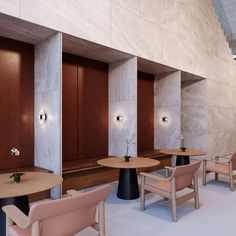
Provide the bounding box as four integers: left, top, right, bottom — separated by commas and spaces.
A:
97, 157, 160, 169
0, 172, 62, 198
138, 71, 154, 152
0, 36, 34, 171
160, 149, 207, 156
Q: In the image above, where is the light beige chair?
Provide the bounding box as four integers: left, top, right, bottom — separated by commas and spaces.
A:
2, 184, 111, 236
203, 153, 236, 191
140, 161, 201, 222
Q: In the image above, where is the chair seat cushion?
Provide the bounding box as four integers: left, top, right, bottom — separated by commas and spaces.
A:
9, 225, 31, 236
207, 163, 229, 175
144, 181, 171, 198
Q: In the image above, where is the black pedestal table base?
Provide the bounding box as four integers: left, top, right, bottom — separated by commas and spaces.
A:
176, 155, 190, 166
117, 168, 139, 200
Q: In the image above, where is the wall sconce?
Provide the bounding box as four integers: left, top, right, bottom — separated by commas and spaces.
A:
116, 115, 123, 121
39, 111, 47, 124
161, 116, 168, 122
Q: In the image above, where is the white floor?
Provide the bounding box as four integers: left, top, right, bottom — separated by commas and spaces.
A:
77, 173, 236, 236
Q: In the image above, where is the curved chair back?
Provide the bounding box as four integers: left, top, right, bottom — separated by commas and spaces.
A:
171, 161, 201, 191
28, 184, 111, 236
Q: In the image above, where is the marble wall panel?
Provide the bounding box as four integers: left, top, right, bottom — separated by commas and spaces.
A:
154, 71, 181, 149
111, 4, 163, 62
109, 57, 137, 157
35, 32, 62, 199
154, 106, 181, 149
0, 0, 20, 17
154, 71, 181, 107
109, 57, 137, 102
207, 79, 235, 109
208, 107, 236, 134
21, 0, 111, 46
109, 100, 137, 157
109, 0, 140, 15
35, 33, 62, 93
181, 78, 207, 152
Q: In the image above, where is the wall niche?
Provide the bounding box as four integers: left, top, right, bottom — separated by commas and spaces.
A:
0, 36, 34, 170
62, 53, 108, 164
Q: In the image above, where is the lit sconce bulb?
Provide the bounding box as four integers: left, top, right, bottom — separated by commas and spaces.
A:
162, 116, 168, 122
116, 115, 123, 121
39, 111, 47, 124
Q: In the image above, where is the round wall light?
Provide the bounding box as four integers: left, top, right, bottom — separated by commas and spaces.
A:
116, 115, 123, 121
162, 116, 168, 122
39, 111, 48, 124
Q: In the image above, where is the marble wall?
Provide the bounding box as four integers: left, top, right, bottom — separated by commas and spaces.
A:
1, 0, 236, 160
109, 57, 137, 157
181, 75, 208, 155
154, 71, 181, 149
35, 32, 62, 198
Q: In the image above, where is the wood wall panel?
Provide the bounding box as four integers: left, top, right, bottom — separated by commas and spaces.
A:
138, 71, 154, 152
62, 53, 78, 161
0, 36, 34, 170
77, 56, 108, 159
62, 54, 108, 162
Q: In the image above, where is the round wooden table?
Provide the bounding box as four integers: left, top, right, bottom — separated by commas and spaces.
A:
98, 157, 160, 200
0, 172, 62, 235
160, 149, 207, 166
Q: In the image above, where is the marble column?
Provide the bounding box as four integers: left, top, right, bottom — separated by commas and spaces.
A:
109, 57, 137, 157
154, 71, 181, 149
34, 32, 62, 198
181, 74, 207, 155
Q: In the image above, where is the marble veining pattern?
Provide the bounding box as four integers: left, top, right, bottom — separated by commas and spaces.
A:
154, 71, 181, 149
109, 57, 137, 157
35, 32, 62, 199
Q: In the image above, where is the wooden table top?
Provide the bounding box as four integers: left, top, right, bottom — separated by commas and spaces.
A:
0, 172, 63, 199
97, 157, 160, 169
159, 149, 207, 156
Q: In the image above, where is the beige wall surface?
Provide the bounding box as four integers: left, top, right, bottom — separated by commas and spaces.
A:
0, 0, 236, 156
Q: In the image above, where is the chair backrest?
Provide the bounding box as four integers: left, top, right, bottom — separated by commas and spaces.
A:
231, 153, 236, 169
171, 161, 201, 191
28, 184, 111, 236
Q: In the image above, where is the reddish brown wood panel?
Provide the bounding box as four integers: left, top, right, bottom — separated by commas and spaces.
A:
62, 53, 78, 161
0, 36, 34, 170
62, 54, 108, 163
77, 56, 108, 159
138, 71, 154, 152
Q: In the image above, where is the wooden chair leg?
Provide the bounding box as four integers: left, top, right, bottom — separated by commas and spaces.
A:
140, 175, 145, 211
32, 221, 40, 236
98, 201, 106, 236
229, 162, 234, 191
6, 215, 13, 236
202, 160, 207, 186
194, 172, 200, 209
171, 178, 178, 222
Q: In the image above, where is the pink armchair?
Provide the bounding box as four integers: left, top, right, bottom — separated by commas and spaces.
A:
203, 153, 236, 191
140, 161, 201, 222
2, 184, 111, 236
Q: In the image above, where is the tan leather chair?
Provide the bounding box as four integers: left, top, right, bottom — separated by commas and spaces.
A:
140, 161, 201, 222
203, 153, 236, 191
2, 184, 111, 236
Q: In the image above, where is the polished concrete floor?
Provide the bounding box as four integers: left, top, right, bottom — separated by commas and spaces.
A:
77, 173, 236, 236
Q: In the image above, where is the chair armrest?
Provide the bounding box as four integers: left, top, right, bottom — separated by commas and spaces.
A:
164, 166, 174, 170
2, 205, 30, 229
140, 172, 170, 181
67, 189, 83, 196
215, 155, 231, 160
203, 159, 230, 165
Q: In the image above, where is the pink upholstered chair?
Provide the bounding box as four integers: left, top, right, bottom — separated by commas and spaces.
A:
2, 184, 111, 236
203, 153, 236, 191
140, 161, 201, 222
